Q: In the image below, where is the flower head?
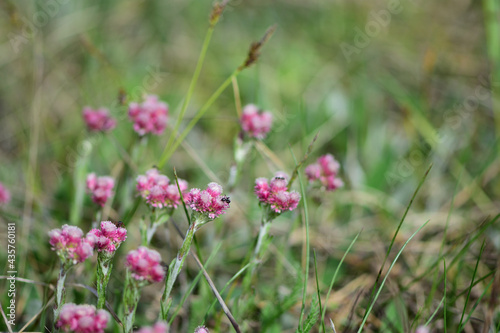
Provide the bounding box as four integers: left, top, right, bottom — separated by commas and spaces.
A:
128, 95, 168, 136
194, 326, 210, 333
83, 107, 116, 132
48, 225, 95, 266
415, 326, 429, 333
305, 154, 343, 191
57, 303, 109, 333
254, 172, 300, 214
240, 104, 273, 139
89, 221, 127, 255
135, 321, 168, 333
0, 183, 11, 205
185, 182, 230, 221
125, 246, 166, 283
86, 173, 114, 207
136, 169, 188, 209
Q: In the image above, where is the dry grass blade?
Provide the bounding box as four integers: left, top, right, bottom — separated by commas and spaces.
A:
18, 295, 55, 333
0, 303, 13, 333
288, 132, 319, 188
171, 223, 241, 333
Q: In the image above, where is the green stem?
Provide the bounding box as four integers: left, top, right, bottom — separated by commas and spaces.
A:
242, 218, 271, 294
122, 272, 141, 333
160, 223, 197, 320
54, 265, 68, 323
97, 255, 113, 309
158, 68, 242, 168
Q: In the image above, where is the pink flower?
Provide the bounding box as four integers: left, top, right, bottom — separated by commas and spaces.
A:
185, 182, 230, 220
254, 172, 301, 214
135, 321, 168, 333
57, 303, 109, 333
86, 173, 114, 207
83, 107, 116, 132
89, 221, 127, 254
128, 95, 168, 136
305, 154, 343, 191
415, 326, 429, 333
0, 182, 11, 205
48, 225, 95, 265
240, 104, 273, 139
126, 246, 166, 283
136, 169, 188, 209
194, 326, 210, 333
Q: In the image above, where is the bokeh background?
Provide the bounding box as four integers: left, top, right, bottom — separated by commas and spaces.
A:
1, 0, 499, 332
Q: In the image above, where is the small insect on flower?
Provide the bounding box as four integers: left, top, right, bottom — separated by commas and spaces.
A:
221, 196, 231, 204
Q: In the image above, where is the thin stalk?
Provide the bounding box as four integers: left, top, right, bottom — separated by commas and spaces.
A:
158, 68, 242, 168
241, 218, 271, 291
160, 223, 197, 320
96, 255, 113, 309
163, 27, 216, 157
122, 273, 141, 333
54, 266, 68, 322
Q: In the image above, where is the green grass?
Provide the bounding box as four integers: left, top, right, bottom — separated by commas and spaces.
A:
0, 0, 499, 332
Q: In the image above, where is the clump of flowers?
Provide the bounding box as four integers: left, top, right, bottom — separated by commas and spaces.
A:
185, 182, 230, 222
240, 104, 273, 140
123, 247, 166, 333
86, 173, 115, 207
0, 182, 11, 205
82, 107, 116, 132
136, 321, 168, 333
128, 95, 168, 136
48, 225, 96, 321
136, 168, 188, 209
89, 221, 127, 308
160, 182, 230, 320
305, 154, 344, 191
125, 246, 166, 283
57, 303, 109, 333
254, 172, 301, 215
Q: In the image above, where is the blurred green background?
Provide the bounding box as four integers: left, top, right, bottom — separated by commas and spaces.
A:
1, 0, 499, 331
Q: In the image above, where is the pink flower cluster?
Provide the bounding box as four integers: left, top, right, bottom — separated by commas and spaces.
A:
194, 326, 210, 333
125, 246, 166, 283
82, 107, 116, 132
254, 172, 301, 213
136, 322, 168, 333
136, 169, 188, 209
128, 95, 168, 136
86, 173, 114, 207
48, 225, 94, 265
305, 154, 343, 191
184, 183, 230, 220
0, 182, 10, 205
57, 303, 109, 333
89, 221, 127, 254
240, 104, 273, 139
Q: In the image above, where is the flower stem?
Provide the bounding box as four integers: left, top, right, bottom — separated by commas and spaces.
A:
160, 223, 196, 320
122, 272, 141, 333
242, 219, 271, 291
54, 265, 68, 323
97, 255, 112, 309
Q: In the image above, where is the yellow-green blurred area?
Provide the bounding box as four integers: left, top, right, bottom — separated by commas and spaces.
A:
1, 0, 499, 331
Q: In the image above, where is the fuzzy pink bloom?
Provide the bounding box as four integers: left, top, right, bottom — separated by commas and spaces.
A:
194, 326, 210, 333
128, 95, 168, 136
57, 303, 109, 333
135, 321, 168, 333
136, 169, 187, 209
305, 154, 343, 191
89, 221, 127, 254
126, 246, 166, 283
83, 107, 116, 132
0, 183, 10, 205
240, 104, 273, 139
86, 173, 114, 206
254, 172, 301, 214
185, 182, 230, 220
48, 225, 95, 265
